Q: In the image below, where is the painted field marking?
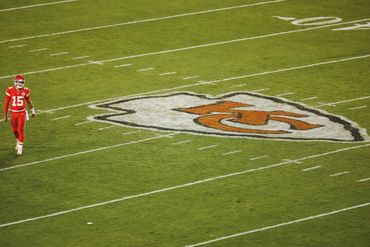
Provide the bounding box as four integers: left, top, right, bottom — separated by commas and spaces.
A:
349, 105, 367, 111
171, 140, 192, 145
98, 125, 118, 131
96, 19, 370, 64
115, 64, 132, 68
231, 83, 247, 88
50, 52, 69, 56
250, 155, 268, 161
1, 53, 368, 118
0, 0, 77, 12
160, 72, 177, 76
282, 159, 301, 164
29, 48, 47, 52
0, 0, 285, 44
219, 54, 370, 83
9, 44, 27, 48
198, 145, 218, 150
0, 144, 369, 228
52, 115, 71, 121
330, 171, 349, 177
185, 202, 370, 247
222, 150, 242, 156
357, 177, 370, 182
301, 96, 318, 101
0, 134, 173, 172
137, 67, 154, 72
315, 96, 370, 107
182, 76, 200, 80
88, 60, 104, 65
251, 88, 270, 93
74, 120, 92, 126
275, 92, 294, 97
1, 22, 369, 81
122, 130, 142, 135
72, 56, 90, 60
302, 165, 321, 172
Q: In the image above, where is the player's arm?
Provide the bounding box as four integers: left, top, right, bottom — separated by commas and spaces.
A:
3, 92, 10, 122
26, 98, 36, 117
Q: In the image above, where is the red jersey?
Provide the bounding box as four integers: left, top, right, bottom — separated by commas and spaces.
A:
5, 86, 31, 112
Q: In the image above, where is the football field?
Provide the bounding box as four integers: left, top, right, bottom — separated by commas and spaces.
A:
0, 0, 370, 246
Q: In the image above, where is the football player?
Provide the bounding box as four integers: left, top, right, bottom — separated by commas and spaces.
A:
3, 74, 36, 155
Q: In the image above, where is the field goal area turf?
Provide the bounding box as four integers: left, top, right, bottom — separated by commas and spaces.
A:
0, 0, 369, 246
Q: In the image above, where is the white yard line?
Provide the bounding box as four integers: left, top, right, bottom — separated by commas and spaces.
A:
231, 83, 247, 88
251, 88, 270, 93
29, 48, 48, 52
0, 0, 77, 12
357, 177, 370, 182
250, 155, 268, 161
52, 115, 71, 121
72, 55, 90, 60
115, 63, 132, 68
222, 150, 242, 156
122, 130, 142, 135
330, 171, 349, 177
50, 52, 69, 56
0, 144, 369, 228
0, 134, 173, 172
220, 54, 370, 83
275, 92, 294, 97
1, 21, 369, 80
171, 140, 192, 145
349, 105, 367, 111
0, 0, 285, 43
186, 202, 370, 247
160, 72, 177, 76
315, 96, 370, 107
302, 166, 321, 172
8, 44, 27, 48
137, 67, 154, 72
182, 76, 200, 80
98, 125, 118, 131
1, 53, 368, 118
301, 96, 318, 101
74, 120, 92, 126
198, 145, 218, 150
95, 19, 370, 64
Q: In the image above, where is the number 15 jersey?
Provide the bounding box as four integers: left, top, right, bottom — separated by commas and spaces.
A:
5, 86, 31, 112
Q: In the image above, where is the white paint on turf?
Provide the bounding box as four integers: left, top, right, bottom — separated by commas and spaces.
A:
52, 115, 71, 121
0, 0, 285, 43
198, 145, 218, 150
250, 155, 268, 161
315, 96, 370, 107
222, 150, 242, 156
50, 52, 69, 56
185, 202, 370, 247
349, 105, 367, 111
0, 0, 77, 12
302, 165, 321, 171
0, 144, 369, 228
357, 177, 370, 182
330, 171, 349, 177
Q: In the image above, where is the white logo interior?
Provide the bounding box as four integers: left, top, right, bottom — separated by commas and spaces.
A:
90, 92, 368, 142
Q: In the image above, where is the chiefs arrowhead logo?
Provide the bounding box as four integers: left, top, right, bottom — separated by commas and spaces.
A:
89, 92, 368, 142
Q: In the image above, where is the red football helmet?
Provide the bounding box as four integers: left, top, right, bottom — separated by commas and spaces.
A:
14, 74, 25, 89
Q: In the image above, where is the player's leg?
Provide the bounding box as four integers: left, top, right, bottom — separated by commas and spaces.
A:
11, 112, 19, 150
16, 112, 26, 155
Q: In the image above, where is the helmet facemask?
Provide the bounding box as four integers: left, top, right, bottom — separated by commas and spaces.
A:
14, 79, 25, 89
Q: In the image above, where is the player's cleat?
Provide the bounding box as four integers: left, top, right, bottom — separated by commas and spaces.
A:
16, 144, 23, 155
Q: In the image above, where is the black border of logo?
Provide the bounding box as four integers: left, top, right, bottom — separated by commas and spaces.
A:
92, 92, 366, 142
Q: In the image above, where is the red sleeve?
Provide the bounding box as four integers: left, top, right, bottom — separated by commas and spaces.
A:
4, 90, 10, 117
25, 88, 31, 100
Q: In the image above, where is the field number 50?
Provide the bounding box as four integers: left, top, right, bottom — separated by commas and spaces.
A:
274, 16, 370, 31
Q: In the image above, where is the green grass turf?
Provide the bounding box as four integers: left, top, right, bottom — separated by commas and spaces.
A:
0, 0, 369, 246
